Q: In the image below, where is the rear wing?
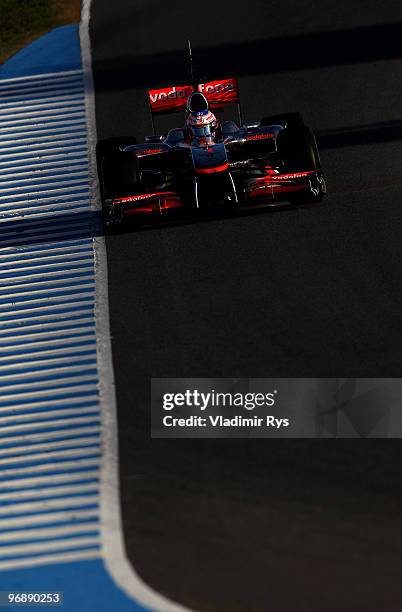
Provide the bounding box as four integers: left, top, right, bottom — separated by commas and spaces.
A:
197, 78, 239, 109
147, 84, 194, 115
147, 77, 242, 133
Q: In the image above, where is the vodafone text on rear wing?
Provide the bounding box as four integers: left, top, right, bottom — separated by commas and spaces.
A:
147, 77, 242, 134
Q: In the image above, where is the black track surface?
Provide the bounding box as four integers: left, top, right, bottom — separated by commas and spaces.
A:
91, 2, 402, 610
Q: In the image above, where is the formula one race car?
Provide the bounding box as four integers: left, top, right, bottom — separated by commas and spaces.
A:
97, 77, 326, 229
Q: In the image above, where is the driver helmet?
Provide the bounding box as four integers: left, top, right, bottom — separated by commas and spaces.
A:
186, 110, 219, 139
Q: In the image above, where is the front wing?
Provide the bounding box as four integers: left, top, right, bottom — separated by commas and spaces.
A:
103, 169, 325, 227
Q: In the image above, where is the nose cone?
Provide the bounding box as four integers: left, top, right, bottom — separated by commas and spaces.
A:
187, 91, 209, 113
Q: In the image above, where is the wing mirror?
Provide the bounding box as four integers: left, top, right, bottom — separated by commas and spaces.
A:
145, 135, 165, 143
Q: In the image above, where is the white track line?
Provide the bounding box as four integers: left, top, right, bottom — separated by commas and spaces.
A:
80, 2, 194, 610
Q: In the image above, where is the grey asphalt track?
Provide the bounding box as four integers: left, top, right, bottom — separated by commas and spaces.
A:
91, 2, 402, 610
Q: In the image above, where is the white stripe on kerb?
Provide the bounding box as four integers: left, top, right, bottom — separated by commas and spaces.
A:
0, 178, 89, 197
0, 119, 86, 135
0, 345, 96, 363
0, 80, 84, 98
0, 496, 99, 517
0, 268, 93, 284
0, 458, 100, 478
0, 550, 100, 572
0, 147, 87, 163
0, 405, 98, 423
0, 202, 90, 218
0, 470, 100, 490
0, 74, 83, 89
0, 439, 100, 458
0, 321, 94, 339
0, 94, 85, 112
0, 135, 86, 149
0, 482, 99, 500
0, 397, 98, 416
0, 259, 93, 275
0, 69, 82, 84
0, 537, 100, 559
0, 162, 88, 180
0, 86, 84, 103
0, 420, 100, 437
0, 246, 92, 263
0, 322, 94, 340
0, 447, 100, 468
0, 335, 95, 354
0, 109, 85, 124
0, 509, 100, 530
0, 280, 94, 298
0, 169, 89, 186
0, 242, 92, 257
0, 523, 100, 543
0, 192, 89, 208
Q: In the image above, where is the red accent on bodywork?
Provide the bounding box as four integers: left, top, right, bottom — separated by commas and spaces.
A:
113, 191, 183, 214
246, 133, 275, 141
113, 191, 176, 204
268, 171, 317, 180
195, 162, 229, 175
136, 148, 165, 156
123, 198, 183, 214
248, 184, 307, 198
148, 85, 194, 114
248, 170, 318, 198
197, 78, 239, 108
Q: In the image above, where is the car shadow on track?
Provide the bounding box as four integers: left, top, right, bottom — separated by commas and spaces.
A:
317, 118, 402, 148
0, 210, 102, 249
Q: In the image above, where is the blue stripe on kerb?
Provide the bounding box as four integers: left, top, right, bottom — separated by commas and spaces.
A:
0, 67, 101, 569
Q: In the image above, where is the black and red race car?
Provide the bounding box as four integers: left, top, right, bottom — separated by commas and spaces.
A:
97, 77, 326, 229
